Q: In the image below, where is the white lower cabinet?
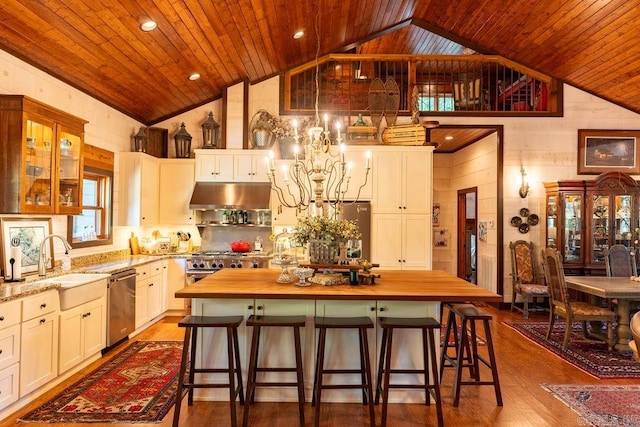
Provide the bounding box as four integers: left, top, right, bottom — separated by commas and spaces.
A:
193, 298, 252, 401
376, 300, 440, 403
163, 258, 186, 311
135, 261, 164, 329
315, 300, 376, 402
58, 295, 106, 375
0, 299, 21, 410
372, 213, 431, 269
20, 290, 59, 397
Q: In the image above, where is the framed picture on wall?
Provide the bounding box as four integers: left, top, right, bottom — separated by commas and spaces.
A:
434, 228, 448, 248
578, 129, 640, 174
0, 217, 53, 276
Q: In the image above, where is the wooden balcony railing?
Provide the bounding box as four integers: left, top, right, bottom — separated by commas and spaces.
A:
281, 54, 561, 117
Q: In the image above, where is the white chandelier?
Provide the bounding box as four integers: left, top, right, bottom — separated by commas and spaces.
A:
266, 119, 371, 214
265, 0, 371, 216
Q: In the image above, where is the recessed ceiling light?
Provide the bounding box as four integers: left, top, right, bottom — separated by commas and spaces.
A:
140, 20, 157, 32
293, 30, 305, 39
188, 73, 201, 81
444, 135, 454, 140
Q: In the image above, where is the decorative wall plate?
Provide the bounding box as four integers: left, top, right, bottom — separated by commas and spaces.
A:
511, 216, 522, 226
527, 214, 539, 225
519, 223, 530, 234
519, 208, 530, 217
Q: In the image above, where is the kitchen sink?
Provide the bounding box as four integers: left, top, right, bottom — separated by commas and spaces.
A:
35, 273, 110, 310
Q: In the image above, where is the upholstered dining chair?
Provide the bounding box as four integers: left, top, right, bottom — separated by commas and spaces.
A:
541, 247, 615, 351
509, 240, 549, 319
605, 244, 637, 277
630, 312, 640, 362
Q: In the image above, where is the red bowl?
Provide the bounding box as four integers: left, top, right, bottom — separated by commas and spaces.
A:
231, 241, 251, 252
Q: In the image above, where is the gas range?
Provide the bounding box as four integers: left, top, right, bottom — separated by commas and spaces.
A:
186, 251, 270, 275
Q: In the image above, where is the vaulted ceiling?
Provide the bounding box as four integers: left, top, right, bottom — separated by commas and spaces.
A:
0, 0, 637, 126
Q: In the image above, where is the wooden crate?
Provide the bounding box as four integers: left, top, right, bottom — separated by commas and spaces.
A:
382, 125, 426, 145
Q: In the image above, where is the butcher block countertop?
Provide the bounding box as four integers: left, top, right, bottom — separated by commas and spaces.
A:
175, 269, 501, 302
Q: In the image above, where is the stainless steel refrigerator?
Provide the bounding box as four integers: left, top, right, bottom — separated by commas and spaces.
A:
339, 201, 371, 261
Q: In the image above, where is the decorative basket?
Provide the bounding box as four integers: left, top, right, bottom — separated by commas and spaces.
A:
308, 239, 340, 264
252, 129, 275, 149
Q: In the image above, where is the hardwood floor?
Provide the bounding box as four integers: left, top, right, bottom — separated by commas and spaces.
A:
1, 307, 632, 426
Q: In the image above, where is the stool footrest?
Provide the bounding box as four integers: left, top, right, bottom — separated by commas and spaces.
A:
319, 384, 371, 390
255, 367, 299, 373
387, 383, 437, 390
386, 368, 429, 375
319, 368, 368, 375
254, 381, 303, 387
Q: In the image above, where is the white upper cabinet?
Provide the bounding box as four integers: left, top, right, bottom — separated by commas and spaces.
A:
159, 159, 195, 224
233, 152, 270, 182
118, 152, 159, 226
194, 150, 234, 181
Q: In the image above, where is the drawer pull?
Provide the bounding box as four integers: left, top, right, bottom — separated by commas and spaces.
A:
40, 318, 46, 324
40, 303, 47, 309
0, 316, 4, 321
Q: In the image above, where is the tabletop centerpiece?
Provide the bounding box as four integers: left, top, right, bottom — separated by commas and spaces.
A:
292, 215, 360, 264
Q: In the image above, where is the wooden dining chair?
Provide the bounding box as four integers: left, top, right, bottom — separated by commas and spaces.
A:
509, 240, 549, 319
605, 244, 637, 277
541, 247, 615, 351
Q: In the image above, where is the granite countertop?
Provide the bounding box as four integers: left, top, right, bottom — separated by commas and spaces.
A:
0, 253, 191, 303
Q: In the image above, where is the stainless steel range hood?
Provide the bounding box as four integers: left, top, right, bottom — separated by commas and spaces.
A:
189, 182, 271, 210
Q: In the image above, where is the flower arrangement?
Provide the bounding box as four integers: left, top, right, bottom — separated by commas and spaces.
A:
292, 215, 361, 246
268, 115, 315, 138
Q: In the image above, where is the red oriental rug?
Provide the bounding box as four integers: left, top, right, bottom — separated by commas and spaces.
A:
18, 341, 183, 423
504, 321, 640, 379
543, 384, 640, 426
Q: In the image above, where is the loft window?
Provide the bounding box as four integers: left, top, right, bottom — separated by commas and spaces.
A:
67, 166, 112, 247
419, 95, 455, 112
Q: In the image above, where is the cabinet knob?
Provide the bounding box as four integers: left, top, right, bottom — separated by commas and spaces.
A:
257, 306, 263, 310
149, 283, 154, 287
0, 316, 4, 321
379, 307, 385, 312
248, 305, 253, 310
370, 307, 375, 311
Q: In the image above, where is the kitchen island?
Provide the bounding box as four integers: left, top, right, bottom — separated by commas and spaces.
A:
175, 269, 501, 403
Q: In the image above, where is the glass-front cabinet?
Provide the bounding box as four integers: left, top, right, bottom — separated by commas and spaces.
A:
0, 95, 85, 214
544, 180, 585, 274
545, 172, 640, 275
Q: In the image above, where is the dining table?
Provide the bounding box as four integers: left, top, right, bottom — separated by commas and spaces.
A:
564, 275, 640, 352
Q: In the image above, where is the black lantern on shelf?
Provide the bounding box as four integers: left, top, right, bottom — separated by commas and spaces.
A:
174, 122, 192, 158
201, 111, 220, 149
133, 127, 147, 153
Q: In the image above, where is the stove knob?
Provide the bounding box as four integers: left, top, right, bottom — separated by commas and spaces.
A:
237, 262, 243, 269
218, 262, 224, 269
192, 262, 199, 268
252, 262, 259, 268
199, 262, 205, 268
230, 262, 236, 268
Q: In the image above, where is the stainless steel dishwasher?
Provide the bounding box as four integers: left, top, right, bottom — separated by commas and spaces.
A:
106, 268, 137, 349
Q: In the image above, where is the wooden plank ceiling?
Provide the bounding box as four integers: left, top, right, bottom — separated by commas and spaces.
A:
0, 0, 636, 135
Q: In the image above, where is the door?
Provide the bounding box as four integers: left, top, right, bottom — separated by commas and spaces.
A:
457, 188, 477, 283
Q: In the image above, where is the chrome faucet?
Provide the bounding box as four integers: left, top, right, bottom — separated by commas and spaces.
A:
38, 234, 72, 276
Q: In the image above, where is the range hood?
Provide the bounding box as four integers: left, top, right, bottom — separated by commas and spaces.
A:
189, 182, 271, 210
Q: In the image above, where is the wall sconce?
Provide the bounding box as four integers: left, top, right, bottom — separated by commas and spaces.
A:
201, 111, 220, 149
519, 167, 530, 198
174, 122, 192, 158
133, 127, 147, 153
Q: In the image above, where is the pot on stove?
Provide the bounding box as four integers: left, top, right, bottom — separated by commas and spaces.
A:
230, 241, 251, 252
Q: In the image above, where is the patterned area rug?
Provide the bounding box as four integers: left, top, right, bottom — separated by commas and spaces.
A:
543, 384, 640, 426
18, 341, 183, 423
504, 321, 640, 379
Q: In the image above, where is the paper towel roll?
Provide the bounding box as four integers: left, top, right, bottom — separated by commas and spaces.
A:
9, 246, 21, 279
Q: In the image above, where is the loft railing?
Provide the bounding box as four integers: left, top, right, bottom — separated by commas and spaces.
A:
282, 54, 561, 117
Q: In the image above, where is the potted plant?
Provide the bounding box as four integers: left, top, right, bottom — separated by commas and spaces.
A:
292, 215, 360, 264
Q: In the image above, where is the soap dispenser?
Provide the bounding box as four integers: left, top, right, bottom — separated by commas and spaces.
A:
62, 251, 71, 271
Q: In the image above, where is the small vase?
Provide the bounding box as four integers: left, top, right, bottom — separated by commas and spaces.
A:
308, 239, 340, 264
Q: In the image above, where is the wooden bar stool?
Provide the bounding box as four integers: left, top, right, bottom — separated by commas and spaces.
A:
374, 316, 444, 427
439, 303, 475, 381
243, 314, 306, 427
439, 303, 502, 407
312, 316, 375, 427
173, 315, 244, 427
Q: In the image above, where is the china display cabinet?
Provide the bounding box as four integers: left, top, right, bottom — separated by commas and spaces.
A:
0, 95, 86, 214
545, 172, 640, 275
